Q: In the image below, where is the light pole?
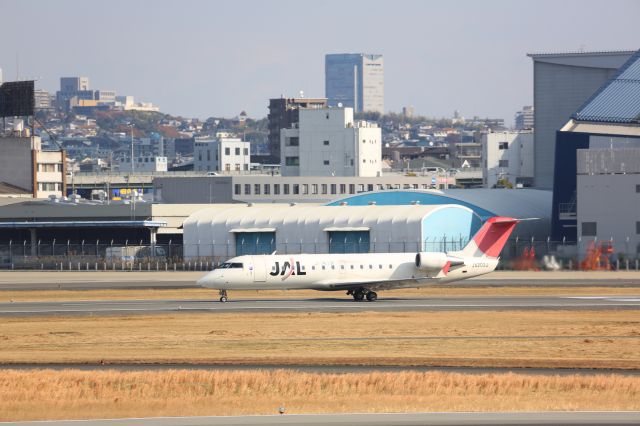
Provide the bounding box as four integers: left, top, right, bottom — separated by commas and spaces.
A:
129, 124, 136, 220
130, 125, 134, 175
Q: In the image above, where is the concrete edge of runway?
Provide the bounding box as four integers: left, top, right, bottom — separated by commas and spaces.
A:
1, 363, 639, 376
2, 411, 640, 426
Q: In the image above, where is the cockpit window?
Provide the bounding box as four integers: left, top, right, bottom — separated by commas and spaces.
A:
219, 262, 243, 269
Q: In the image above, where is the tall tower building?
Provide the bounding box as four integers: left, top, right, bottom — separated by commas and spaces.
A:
60, 76, 90, 92
325, 53, 384, 114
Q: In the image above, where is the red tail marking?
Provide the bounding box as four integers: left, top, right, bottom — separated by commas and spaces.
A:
472, 217, 519, 258
442, 261, 452, 275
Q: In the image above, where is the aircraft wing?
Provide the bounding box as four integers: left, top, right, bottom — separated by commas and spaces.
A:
315, 278, 429, 291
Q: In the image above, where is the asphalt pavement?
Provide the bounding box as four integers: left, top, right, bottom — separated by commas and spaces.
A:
2, 412, 640, 426
2, 270, 640, 290
1, 295, 639, 316
3, 363, 639, 376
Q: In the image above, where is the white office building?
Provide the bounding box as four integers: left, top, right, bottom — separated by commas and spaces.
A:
194, 137, 250, 173
118, 156, 168, 172
281, 107, 381, 177
482, 131, 533, 188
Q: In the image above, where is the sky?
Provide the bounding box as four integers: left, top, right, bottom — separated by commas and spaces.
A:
1, 0, 639, 123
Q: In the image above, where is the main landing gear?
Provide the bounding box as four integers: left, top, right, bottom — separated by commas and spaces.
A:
219, 289, 228, 303
347, 288, 377, 302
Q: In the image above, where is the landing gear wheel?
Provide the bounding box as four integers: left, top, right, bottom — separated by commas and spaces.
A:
219, 290, 228, 303
219, 296, 228, 303
353, 289, 365, 301
366, 291, 378, 302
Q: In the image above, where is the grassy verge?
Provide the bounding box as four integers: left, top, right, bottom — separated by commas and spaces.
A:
2, 285, 640, 302
1, 369, 639, 421
1, 311, 639, 369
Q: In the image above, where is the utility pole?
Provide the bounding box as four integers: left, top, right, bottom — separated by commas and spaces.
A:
130, 125, 135, 220
130, 125, 134, 175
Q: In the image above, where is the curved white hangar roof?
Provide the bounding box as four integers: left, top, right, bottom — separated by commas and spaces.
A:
183, 203, 481, 259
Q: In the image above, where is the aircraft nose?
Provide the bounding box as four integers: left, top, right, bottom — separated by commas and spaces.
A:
197, 271, 217, 287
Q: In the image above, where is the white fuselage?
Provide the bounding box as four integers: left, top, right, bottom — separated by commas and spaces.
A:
197, 252, 498, 292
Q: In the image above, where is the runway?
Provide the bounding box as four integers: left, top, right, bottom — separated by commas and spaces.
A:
2, 412, 640, 426
1, 295, 640, 316
2, 271, 640, 291
3, 363, 639, 376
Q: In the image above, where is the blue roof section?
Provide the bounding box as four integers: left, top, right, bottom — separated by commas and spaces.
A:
324, 189, 553, 239
573, 49, 640, 124
325, 191, 497, 220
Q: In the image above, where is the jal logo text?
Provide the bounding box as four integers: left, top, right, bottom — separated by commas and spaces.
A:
270, 260, 306, 280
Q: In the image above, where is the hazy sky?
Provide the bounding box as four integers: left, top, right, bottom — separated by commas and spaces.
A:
1, 0, 639, 123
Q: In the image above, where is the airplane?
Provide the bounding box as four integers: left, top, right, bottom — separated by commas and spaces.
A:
197, 216, 521, 302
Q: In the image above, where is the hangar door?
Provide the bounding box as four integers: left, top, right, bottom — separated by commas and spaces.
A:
233, 230, 276, 256
328, 229, 370, 254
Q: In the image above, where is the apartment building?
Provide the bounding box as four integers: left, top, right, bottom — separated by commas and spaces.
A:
194, 137, 250, 172
0, 136, 65, 198
281, 107, 381, 177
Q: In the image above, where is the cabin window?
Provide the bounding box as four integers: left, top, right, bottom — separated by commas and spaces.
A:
312, 266, 315, 271
379, 265, 383, 269
340, 265, 345, 269
389, 264, 393, 269
331, 265, 335, 269
220, 262, 243, 269
350, 265, 354, 269
322, 265, 326, 270
369, 265, 373, 269
360, 265, 364, 269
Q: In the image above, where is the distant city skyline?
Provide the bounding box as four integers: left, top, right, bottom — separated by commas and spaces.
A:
1, 0, 639, 123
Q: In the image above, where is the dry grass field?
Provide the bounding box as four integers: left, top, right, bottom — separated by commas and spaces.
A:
2, 285, 640, 303
1, 311, 639, 369
1, 369, 639, 421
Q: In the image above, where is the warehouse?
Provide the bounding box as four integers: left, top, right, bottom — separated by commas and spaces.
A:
183, 203, 482, 260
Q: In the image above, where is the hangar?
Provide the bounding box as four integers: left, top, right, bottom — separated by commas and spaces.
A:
183, 203, 483, 260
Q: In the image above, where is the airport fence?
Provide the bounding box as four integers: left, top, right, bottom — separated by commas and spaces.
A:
0, 238, 639, 271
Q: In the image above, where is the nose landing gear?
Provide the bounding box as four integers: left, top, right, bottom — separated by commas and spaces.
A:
347, 288, 378, 302
219, 289, 228, 303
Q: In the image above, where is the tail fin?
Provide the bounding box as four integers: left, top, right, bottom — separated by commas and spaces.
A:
459, 217, 519, 258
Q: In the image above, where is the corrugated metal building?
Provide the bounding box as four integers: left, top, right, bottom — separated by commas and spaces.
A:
183, 203, 482, 259
528, 50, 634, 189
553, 48, 640, 240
